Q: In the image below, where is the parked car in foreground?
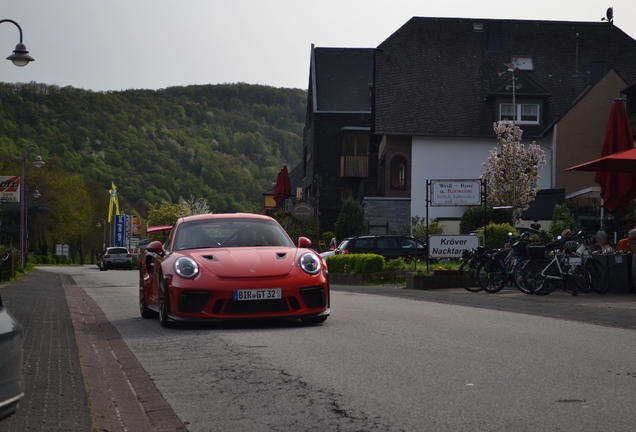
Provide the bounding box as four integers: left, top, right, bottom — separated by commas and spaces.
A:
99, 247, 133, 271
0, 292, 24, 420
139, 213, 330, 327
334, 235, 427, 260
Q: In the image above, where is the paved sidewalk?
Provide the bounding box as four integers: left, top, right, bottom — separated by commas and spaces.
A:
0, 272, 92, 431
0, 270, 185, 431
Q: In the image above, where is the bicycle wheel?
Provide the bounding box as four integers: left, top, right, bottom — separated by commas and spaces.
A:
585, 258, 608, 294
521, 257, 557, 295
570, 263, 592, 294
458, 261, 482, 292
533, 259, 560, 296
562, 266, 584, 295
512, 258, 533, 294
479, 263, 507, 294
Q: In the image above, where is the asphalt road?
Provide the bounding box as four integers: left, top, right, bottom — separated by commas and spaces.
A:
39, 266, 636, 431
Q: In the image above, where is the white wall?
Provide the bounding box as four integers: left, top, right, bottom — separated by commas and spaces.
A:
411, 136, 553, 234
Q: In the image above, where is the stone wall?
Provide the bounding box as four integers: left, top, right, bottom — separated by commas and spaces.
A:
363, 197, 411, 234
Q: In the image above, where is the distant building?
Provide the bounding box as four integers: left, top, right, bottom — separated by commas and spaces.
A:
298, 17, 636, 234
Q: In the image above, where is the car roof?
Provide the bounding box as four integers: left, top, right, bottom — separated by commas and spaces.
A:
343, 235, 418, 240
176, 213, 277, 224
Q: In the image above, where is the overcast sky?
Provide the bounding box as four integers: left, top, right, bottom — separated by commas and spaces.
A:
1, 1, 635, 92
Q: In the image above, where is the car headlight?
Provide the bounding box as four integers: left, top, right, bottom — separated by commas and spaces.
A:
174, 257, 199, 279
299, 253, 321, 275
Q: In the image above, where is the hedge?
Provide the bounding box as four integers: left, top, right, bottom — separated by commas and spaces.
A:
326, 254, 385, 274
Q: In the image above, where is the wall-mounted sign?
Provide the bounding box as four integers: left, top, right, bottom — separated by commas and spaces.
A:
430, 180, 481, 206
291, 203, 314, 221
428, 235, 480, 258
0, 176, 20, 202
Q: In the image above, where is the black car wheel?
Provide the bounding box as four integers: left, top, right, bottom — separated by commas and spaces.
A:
139, 275, 156, 319
158, 275, 173, 328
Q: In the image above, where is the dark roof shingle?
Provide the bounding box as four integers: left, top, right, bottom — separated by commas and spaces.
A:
375, 17, 636, 138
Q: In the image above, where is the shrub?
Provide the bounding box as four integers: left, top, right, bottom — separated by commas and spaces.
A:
51, 254, 62, 265
385, 257, 408, 271
548, 204, 575, 240
478, 222, 518, 249
412, 220, 445, 240
326, 254, 385, 274
334, 198, 367, 242
460, 206, 512, 234
322, 231, 336, 243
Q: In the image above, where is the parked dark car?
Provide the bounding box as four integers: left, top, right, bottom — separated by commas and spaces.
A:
0, 292, 24, 420
334, 235, 427, 260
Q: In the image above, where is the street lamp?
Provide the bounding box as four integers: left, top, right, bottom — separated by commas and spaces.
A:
25, 183, 40, 256
97, 218, 106, 251
0, 19, 35, 67
20, 144, 44, 268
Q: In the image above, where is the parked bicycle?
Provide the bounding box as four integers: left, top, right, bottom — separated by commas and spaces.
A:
457, 246, 490, 292
519, 230, 607, 295
477, 233, 533, 294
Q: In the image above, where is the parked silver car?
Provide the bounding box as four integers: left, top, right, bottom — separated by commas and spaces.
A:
99, 247, 133, 271
0, 292, 24, 420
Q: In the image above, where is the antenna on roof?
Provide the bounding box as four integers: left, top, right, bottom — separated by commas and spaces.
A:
601, 7, 613, 23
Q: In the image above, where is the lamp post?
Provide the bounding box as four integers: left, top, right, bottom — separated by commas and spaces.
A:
20, 145, 44, 268
25, 183, 41, 256
0, 19, 35, 66
97, 218, 107, 251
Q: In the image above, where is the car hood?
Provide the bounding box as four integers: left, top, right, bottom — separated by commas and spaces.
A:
187, 247, 299, 278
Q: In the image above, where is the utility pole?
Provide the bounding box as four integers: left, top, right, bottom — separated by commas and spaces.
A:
505, 66, 521, 224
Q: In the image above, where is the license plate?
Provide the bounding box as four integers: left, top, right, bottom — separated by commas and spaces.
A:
233, 289, 281, 301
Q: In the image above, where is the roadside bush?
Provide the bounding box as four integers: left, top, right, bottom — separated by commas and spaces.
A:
326, 254, 385, 274
51, 254, 61, 265
411, 216, 445, 240
334, 198, 367, 242
478, 222, 518, 249
460, 206, 512, 234
385, 257, 408, 271
321, 231, 336, 243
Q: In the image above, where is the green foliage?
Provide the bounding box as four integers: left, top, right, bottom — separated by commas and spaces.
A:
460, 206, 513, 234
548, 204, 575, 239
385, 257, 408, 271
530, 229, 554, 245
275, 211, 320, 245
147, 200, 188, 227
411, 216, 445, 240
334, 198, 367, 242
322, 231, 336, 243
478, 222, 518, 249
0, 82, 305, 216
326, 254, 386, 274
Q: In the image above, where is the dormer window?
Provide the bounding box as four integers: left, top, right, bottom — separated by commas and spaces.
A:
499, 103, 540, 125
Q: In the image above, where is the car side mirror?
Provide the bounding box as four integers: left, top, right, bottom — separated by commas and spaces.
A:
147, 240, 165, 256
298, 237, 312, 248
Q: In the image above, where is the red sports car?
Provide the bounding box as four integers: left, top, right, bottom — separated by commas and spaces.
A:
139, 213, 330, 327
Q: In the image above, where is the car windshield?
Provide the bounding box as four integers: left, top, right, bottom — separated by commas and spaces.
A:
174, 218, 294, 250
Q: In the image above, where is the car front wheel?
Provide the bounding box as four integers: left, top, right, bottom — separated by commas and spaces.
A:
158, 275, 173, 328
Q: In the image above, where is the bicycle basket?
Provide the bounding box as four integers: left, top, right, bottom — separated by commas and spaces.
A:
526, 244, 546, 256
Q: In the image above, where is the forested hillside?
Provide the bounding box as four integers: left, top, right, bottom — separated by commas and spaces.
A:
0, 82, 305, 214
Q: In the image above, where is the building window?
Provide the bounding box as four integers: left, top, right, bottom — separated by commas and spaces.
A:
499, 103, 540, 125
390, 156, 407, 189
341, 189, 352, 201
340, 132, 369, 177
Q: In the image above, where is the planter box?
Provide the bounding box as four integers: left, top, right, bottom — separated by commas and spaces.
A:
406, 272, 469, 290
328, 271, 409, 286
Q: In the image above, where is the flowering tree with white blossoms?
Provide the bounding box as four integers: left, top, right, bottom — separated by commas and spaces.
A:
481, 121, 547, 221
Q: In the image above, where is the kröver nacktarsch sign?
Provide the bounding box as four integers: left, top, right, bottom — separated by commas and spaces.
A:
430, 180, 481, 206
428, 235, 480, 259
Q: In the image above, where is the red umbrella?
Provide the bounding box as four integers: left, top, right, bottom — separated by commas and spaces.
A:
566, 147, 636, 173
281, 165, 291, 200
273, 169, 283, 203
570, 99, 636, 211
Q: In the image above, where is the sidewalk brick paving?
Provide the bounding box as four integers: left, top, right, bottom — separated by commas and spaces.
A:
1, 272, 92, 431
0, 270, 185, 431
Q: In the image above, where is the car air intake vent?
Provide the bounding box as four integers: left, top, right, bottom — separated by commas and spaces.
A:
212, 299, 225, 314
288, 296, 301, 311
178, 292, 210, 313
300, 287, 326, 309
202, 255, 217, 261
276, 253, 287, 259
